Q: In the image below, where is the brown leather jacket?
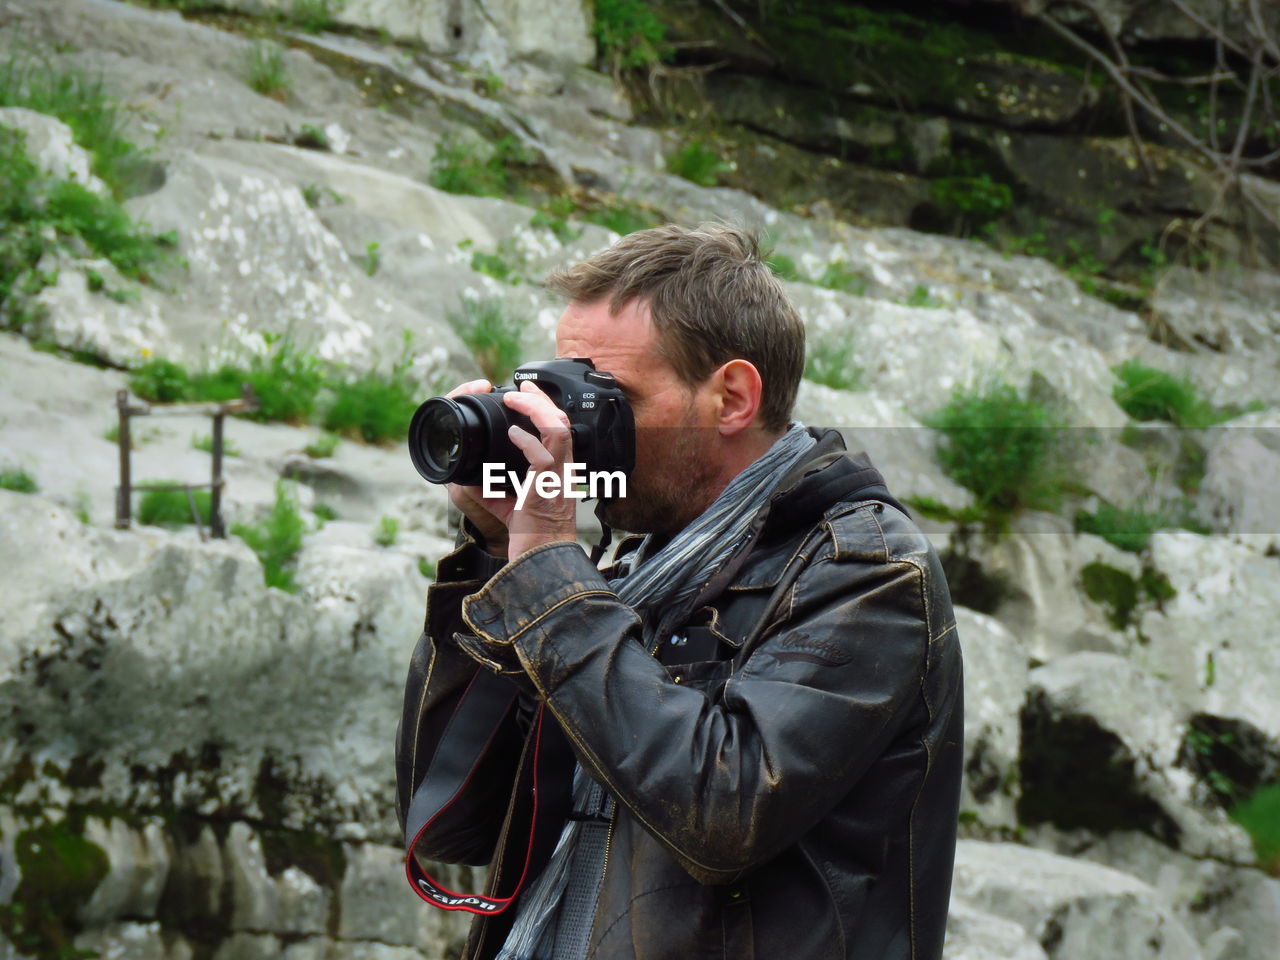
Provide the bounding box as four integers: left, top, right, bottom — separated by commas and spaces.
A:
395, 429, 963, 959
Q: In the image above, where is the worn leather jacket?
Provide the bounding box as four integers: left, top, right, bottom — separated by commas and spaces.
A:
395, 428, 963, 960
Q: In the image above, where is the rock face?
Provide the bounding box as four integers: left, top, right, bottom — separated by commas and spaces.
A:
1, 0, 1278, 958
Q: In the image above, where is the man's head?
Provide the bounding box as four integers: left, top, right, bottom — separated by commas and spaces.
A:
546, 223, 806, 535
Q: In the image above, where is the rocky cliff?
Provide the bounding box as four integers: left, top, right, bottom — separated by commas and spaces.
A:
0, 2, 1277, 959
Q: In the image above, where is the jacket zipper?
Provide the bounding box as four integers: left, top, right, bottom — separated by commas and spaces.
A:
601, 801, 617, 877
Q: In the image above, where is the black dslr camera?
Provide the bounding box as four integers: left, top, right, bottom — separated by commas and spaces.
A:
408, 358, 635, 487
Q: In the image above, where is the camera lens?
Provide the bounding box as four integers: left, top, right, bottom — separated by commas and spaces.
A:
409, 397, 477, 483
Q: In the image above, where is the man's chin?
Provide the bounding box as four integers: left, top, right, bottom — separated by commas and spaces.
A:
598, 497, 681, 538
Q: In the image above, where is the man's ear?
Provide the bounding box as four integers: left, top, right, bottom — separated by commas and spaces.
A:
714, 359, 764, 435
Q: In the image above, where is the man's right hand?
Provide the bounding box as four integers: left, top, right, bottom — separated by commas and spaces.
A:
445, 379, 512, 559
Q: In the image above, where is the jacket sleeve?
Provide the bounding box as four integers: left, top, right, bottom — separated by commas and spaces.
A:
459, 515, 936, 885
394, 521, 522, 866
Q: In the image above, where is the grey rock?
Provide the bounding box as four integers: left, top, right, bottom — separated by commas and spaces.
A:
72, 921, 190, 960
0, 107, 105, 191
80, 815, 172, 926
945, 902, 1050, 960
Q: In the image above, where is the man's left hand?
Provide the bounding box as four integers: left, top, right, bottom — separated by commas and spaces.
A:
501, 380, 579, 561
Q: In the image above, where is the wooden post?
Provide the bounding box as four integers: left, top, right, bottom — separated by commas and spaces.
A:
210, 411, 225, 538
115, 390, 131, 529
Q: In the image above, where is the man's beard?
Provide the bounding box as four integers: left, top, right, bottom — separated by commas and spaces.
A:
598, 424, 718, 537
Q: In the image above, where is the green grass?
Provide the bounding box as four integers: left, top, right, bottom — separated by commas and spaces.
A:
666, 141, 734, 187
313, 502, 338, 523
925, 381, 1066, 519
418, 557, 436, 580
303, 431, 340, 458
323, 364, 420, 444
1230, 782, 1280, 876
232, 480, 305, 592
581, 201, 659, 237
804, 331, 863, 391
428, 134, 536, 199
594, 0, 671, 71
246, 40, 290, 99
903, 284, 945, 308
1080, 561, 1175, 631
765, 251, 801, 282
373, 515, 398, 547
1074, 501, 1208, 553
191, 433, 241, 457
136, 483, 212, 528
359, 241, 380, 277
816, 261, 868, 295
0, 51, 149, 195
289, 0, 342, 33
466, 238, 526, 285
447, 296, 529, 384
1, 126, 175, 320
0, 467, 38, 493
1112, 360, 1246, 428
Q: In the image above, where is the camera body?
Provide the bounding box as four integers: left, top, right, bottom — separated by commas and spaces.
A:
408, 358, 635, 488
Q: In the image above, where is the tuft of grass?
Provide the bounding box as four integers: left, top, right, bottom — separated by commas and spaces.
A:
418, 557, 436, 580
529, 198, 582, 244
904, 284, 944, 308
466, 238, 525, 285
303, 431, 340, 458
765, 251, 801, 282
289, 0, 341, 33
191, 433, 241, 457
323, 363, 419, 444
447, 296, 529, 384
246, 40, 290, 100
1074, 501, 1207, 553
373, 515, 398, 547
816, 261, 868, 295
301, 182, 344, 208
313, 502, 338, 523
0, 51, 149, 195
594, 0, 671, 71
428, 134, 536, 199
0, 467, 38, 493
666, 141, 734, 187
581, 201, 659, 237
232, 480, 305, 592
136, 482, 212, 528
1230, 782, 1280, 876
903, 495, 987, 526
1112, 360, 1244, 428
359, 241, 381, 276
925, 381, 1066, 518
804, 331, 863, 391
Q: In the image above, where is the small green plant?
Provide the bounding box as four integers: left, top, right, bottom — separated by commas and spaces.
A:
582, 201, 659, 237
666, 141, 734, 187
360, 241, 381, 276
466, 238, 526, 285
232, 480, 305, 592
246, 40, 290, 99
0, 467, 38, 493
925, 381, 1066, 519
303, 431, 340, 458
447, 296, 529, 384
128, 357, 192, 403
816, 261, 868, 295
1074, 501, 1205, 553
191, 433, 241, 457
418, 557, 436, 579
295, 124, 329, 149
529, 197, 582, 244
804, 331, 863, 391
373, 515, 399, 547
1111, 360, 1242, 428
195, 337, 326, 424
313, 502, 338, 523
1080, 561, 1175, 631
1230, 782, 1280, 875
765, 251, 802, 282
903, 495, 987, 526
136, 483, 212, 528
323, 363, 419, 444
904, 284, 944, 308
289, 0, 341, 33
428, 135, 535, 199
593, 0, 671, 71
929, 175, 1013, 232
301, 183, 344, 208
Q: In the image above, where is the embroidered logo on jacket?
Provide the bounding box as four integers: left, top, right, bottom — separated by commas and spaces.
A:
773, 632, 852, 667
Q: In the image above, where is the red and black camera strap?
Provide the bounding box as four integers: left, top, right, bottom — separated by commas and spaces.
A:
403, 670, 575, 915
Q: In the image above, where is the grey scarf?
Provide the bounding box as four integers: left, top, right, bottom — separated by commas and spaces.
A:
496, 422, 817, 960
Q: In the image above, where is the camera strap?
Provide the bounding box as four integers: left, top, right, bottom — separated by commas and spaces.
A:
403, 670, 575, 915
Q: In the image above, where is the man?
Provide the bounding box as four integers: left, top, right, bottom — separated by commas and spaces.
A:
395, 224, 963, 960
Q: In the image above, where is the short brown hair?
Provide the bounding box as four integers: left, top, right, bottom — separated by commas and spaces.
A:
545, 223, 805, 433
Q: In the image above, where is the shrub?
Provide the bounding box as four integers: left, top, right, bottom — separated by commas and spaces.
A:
925, 381, 1065, 517
930, 175, 1013, 230
765, 252, 801, 282
447, 296, 528, 384
289, 0, 341, 33
594, 0, 671, 71
373, 515, 398, 547
1230, 782, 1280, 876
313, 502, 338, 523
191, 433, 241, 457
136, 483, 212, 528
666, 141, 734, 187
45, 178, 176, 281
428, 135, 535, 198
0, 467, 38, 493
1079, 561, 1175, 631
303, 431, 340, 458
804, 331, 863, 391
232, 480, 305, 592
129, 357, 192, 404
1112, 360, 1239, 428
359, 241, 380, 277
582, 201, 659, 237
195, 338, 325, 423
1074, 501, 1207, 553
323, 365, 420, 444
468, 239, 526, 285
246, 40, 290, 99
418, 557, 436, 580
